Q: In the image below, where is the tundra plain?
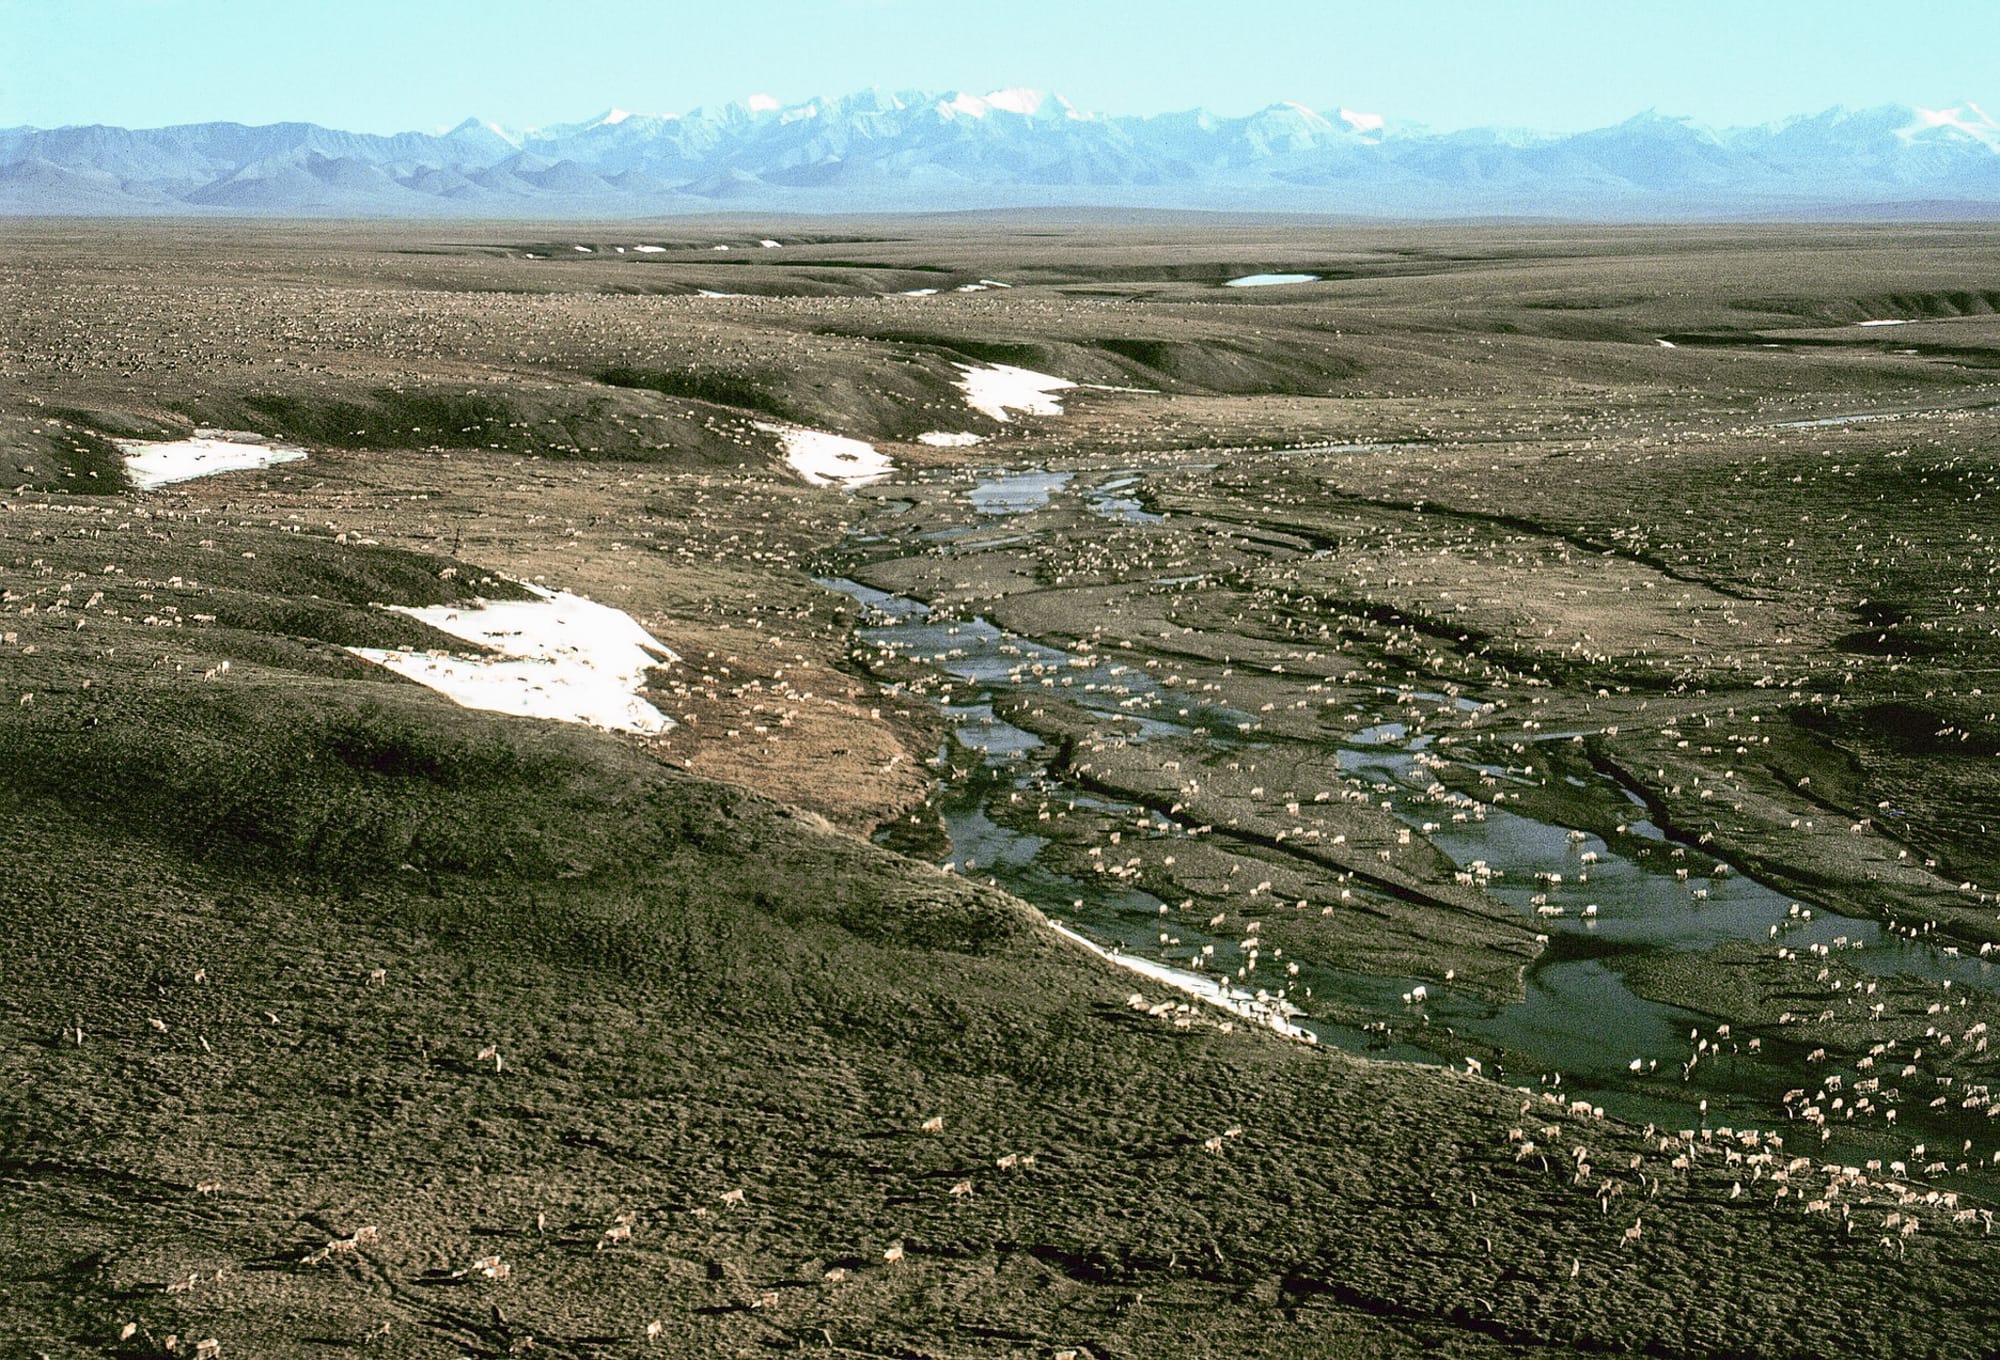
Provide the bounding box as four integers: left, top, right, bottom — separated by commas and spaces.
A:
4, 218, 2000, 1358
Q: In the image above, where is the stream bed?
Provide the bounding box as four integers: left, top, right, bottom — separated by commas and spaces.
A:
819, 463, 2000, 1182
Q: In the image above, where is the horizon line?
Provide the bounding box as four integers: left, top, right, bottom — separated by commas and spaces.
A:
6, 91, 1996, 141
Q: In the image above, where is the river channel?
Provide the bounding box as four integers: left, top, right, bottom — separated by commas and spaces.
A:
817, 458, 2000, 1183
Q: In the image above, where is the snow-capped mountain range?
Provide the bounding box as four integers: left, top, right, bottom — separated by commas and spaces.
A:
5, 89, 1999, 217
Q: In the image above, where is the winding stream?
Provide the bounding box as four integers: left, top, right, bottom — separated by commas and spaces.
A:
820, 464, 2000, 1180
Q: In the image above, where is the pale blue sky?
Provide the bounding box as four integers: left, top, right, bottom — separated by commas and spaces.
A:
2, 0, 1991, 133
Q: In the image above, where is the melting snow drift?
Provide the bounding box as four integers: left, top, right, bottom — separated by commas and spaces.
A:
349, 586, 678, 734
918, 431, 985, 447
1224, 272, 1320, 288
1049, 922, 1315, 1043
119, 430, 307, 489
754, 422, 895, 486
955, 363, 1075, 423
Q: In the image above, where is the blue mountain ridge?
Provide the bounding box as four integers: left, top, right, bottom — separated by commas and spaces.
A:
5, 89, 1998, 217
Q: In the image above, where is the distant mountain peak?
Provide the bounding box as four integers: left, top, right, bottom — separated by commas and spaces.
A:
447, 116, 522, 148
8, 90, 2000, 218
1903, 103, 2000, 151
1273, 101, 1333, 126
936, 88, 1080, 121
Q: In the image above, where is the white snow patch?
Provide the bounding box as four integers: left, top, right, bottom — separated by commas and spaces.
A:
754, 422, 895, 486
918, 431, 985, 447
348, 585, 678, 734
1048, 921, 1315, 1043
711, 244, 730, 251
1224, 272, 1319, 287
759, 238, 782, 248
938, 88, 1075, 120
1903, 103, 2000, 150
599, 108, 633, 126
1857, 318, 1910, 326
632, 244, 666, 253
1339, 106, 1385, 134
955, 363, 1075, 423
119, 430, 307, 489
695, 288, 748, 298
983, 88, 1047, 115
1656, 338, 1677, 348
573, 245, 594, 253
899, 287, 939, 296
746, 93, 780, 113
